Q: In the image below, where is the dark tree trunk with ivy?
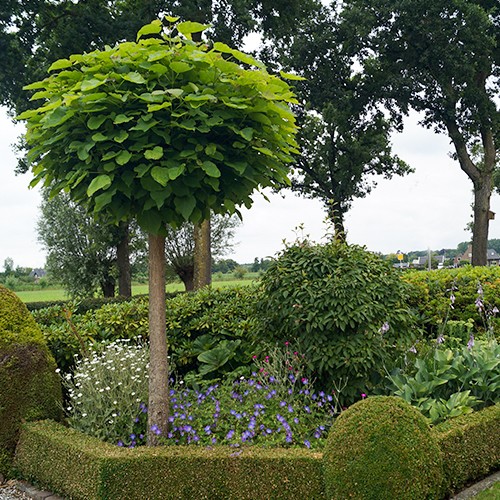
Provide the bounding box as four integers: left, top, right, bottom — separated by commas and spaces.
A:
193, 219, 212, 290
147, 233, 169, 446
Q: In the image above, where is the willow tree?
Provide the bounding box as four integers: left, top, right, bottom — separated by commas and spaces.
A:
18, 19, 299, 444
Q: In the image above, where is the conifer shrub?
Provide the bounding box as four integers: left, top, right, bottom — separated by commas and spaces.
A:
257, 241, 417, 403
0, 285, 62, 476
323, 396, 444, 500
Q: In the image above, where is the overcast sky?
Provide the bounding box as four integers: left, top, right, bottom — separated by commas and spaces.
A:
0, 105, 496, 269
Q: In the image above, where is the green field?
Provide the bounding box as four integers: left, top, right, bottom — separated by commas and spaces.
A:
15, 278, 257, 303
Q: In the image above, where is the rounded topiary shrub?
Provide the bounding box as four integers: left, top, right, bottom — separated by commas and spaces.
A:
0, 285, 62, 477
256, 241, 417, 403
323, 396, 444, 500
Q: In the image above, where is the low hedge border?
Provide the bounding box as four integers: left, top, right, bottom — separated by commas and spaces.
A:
14, 405, 500, 499
432, 403, 500, 494
14, 420, 325, 500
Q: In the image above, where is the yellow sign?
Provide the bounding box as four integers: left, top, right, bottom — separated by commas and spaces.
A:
397, 253, 404, 261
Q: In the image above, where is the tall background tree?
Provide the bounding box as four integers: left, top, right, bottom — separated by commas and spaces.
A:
339, 0, 499, 265
37, 191, 146, 298
165, 214, 240, 290
259, 5, 412, 240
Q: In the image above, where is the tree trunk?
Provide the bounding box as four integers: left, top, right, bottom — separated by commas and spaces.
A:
193, 218, 212, 290
178, 266, 194, 291
147, 233, 169, 446
329, 205, 346, 243
471, 176, 491, 266
100, 278, 115, 298
117, 221, 132, 298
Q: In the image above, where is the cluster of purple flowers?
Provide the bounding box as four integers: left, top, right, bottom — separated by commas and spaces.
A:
120, 373, 337, 449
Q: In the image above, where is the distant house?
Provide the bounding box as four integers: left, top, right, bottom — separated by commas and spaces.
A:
29, 268, 47, 280
454, 244, 500, 266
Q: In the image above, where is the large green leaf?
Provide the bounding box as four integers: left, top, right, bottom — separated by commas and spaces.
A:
174, 196, 196, 220
144, 146, 164, 160
87, 175, 112, 196
116, 150, 132, 165
201, 161, 221, 178
170, 61, 193, 73
151, 166, 169, 186
136, 20, 163, 41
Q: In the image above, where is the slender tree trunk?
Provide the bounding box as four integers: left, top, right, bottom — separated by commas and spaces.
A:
471, 176, 491, 266
193, 218, 212, 290
147, 233, 169, 446
117, 221, 132, 298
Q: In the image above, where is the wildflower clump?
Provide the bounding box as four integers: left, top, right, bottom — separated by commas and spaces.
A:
323, 396, 444, 500
63, 339, 149, 445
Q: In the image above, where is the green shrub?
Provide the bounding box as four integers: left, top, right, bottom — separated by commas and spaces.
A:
433, 404, 500, 495
165, 286, 258, 383
323, 396, 444, 500
403, 266, 500, 338
15, 420, 325, 500
0, 285, 62, 477
386, 338, 499, 424
257, 241, 417, 403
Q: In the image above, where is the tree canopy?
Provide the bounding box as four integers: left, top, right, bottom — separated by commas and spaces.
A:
339, 0, 499, 264
261, 5, 412, 238
19, 19, 299, 232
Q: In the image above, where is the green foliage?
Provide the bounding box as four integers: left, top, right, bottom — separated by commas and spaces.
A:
15, 420, 325, 500
19, 19, 299, 233
386, 339, 500, 424
165, 286, 258, 383
63, 340, 149, 445
433, 404, 500, 494
403, 266, 500, 337
257, 241, 417, 403
323, 396, 444, 500
0, 285, 62, 476
32, 288, 255, 378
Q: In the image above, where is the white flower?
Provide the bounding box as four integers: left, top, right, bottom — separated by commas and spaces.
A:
55, 368, 61, 373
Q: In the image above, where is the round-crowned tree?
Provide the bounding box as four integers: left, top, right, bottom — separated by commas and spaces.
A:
256, 241, 417, 403
19, 18, 300, 444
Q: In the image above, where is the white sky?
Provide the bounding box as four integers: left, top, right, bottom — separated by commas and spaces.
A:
0, 106, 495, 269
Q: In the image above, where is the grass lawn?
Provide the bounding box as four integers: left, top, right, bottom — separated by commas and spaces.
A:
472, 480, 500, 499
16, 278, 256, 303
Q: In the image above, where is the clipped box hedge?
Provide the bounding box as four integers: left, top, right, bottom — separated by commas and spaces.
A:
15, 420, 324, 500
432, 403, 500, 494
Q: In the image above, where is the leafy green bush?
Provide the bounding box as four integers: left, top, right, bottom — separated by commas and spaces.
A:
257, 241, 417, 404
386, 338, 500, 424
0, 285, 62, 476
323, 396, 444, 500
403, 266, 500, 338
165, 286, 258, 383
433, 404, 500, 494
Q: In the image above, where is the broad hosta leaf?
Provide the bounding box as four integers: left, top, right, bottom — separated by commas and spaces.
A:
87, 175, 111, 196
